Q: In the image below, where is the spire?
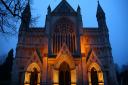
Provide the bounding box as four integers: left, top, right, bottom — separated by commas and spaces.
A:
20, 2, 31, 31
22, 2, 31, 20
96, 1, 108, 30
77, 5, 82, 25
77, 5, 81, 14
47, 5, 51, 15
96, 1, 105, 19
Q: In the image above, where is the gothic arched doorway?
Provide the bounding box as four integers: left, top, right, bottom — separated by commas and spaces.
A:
91, 67, 98, 85
24, 63, 41, 85
59, 62, 71, 85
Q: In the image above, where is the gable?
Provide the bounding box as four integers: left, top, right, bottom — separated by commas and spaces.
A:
52, 0, 76, 15
24, 50, 43, 71
86, 49, 102, 68
54, 43, 75, 70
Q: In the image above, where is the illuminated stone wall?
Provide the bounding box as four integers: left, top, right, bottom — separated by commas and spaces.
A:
12, 0, 118, 85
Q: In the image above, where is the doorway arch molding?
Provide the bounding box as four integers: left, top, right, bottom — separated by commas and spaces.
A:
53, 45, 77, 85
88, 62, 104, 85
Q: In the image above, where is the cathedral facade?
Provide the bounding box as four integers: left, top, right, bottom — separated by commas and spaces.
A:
12, 0, 118, 85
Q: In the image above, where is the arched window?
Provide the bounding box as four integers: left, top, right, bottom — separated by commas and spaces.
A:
52, 18, 76, 54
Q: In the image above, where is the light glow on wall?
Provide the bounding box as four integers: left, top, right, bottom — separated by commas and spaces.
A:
71, 69, 77, 85
53, 69, 59, 85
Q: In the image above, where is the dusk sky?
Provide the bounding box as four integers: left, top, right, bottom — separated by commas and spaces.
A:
0, 0, 128, 66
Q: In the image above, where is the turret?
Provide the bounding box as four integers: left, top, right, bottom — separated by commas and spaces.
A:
47, 5, 51, 15
77, 5, 82, 26
77, 5, 81, 15
96, 1, 108, 30
19, 2, 31, 31
76, 5, 83, 55
96, 1, 110, 46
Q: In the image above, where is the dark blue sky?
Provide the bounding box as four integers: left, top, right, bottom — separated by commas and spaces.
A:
0, 0, 128, 66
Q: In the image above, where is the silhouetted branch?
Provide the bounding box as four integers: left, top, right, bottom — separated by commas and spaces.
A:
0, 0, 28, 34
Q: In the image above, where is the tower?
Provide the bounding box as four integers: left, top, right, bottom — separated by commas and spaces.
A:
96, 2, 118, 85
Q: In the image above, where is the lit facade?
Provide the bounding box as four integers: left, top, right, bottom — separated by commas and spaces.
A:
12, 0, 118, 85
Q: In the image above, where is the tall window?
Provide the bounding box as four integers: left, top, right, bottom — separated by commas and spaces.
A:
52, 18, 76, 54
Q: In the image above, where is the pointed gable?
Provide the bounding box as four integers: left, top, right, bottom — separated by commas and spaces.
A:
24, 50, 43, 71
56, 43, 72, 59
54, 43, 75, 70
52, 0, 76, 15
86, 49, 102, 68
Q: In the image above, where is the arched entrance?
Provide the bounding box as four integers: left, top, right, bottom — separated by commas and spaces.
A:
88, 63, 104, 85
91, 67, 98, 85
59, 62, 71, 85
24, 63, 41, 85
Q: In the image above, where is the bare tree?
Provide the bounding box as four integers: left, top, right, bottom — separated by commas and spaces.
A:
0, 0, 29, 34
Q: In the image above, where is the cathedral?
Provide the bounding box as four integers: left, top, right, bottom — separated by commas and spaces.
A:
12, 0, 118, 85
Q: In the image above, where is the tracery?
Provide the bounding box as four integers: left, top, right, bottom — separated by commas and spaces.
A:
52, 18, 76, 54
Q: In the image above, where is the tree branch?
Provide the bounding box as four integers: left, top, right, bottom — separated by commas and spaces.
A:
1, 0, 21, 18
